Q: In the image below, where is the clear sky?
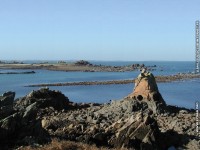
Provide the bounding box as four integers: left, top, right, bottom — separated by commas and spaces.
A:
0, 0, 199, 61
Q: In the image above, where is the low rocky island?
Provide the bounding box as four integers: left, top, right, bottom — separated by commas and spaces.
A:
0, 72, 199, 150
0, 71, 35, 75
0, 60, 156, 72
26, 73, 200, 87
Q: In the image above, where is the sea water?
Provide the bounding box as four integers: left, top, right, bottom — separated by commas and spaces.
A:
0, 61, 199, 109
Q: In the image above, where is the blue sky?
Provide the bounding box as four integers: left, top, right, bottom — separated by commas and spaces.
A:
0, 0, 199, 61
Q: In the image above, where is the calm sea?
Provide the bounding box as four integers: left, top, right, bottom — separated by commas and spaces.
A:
0, 61, 199, 109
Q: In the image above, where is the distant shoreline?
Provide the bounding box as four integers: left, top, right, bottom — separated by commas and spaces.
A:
0, 71, 35, 74
25, 73, 200, 87
0, 61, 156, 72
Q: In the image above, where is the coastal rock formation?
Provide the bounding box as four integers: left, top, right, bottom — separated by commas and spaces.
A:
0, 91, 15, 106
0, 88, 70, 149
0, 91, 15, 120
0, 73, 199, 149
14, 88, 69, 111
127, 70, 166, 113
108, 114, 161, 149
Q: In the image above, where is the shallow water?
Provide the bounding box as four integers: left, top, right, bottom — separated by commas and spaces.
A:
0, 61, 199, 109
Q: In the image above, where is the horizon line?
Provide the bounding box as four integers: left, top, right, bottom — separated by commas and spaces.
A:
0, 59, 196, 62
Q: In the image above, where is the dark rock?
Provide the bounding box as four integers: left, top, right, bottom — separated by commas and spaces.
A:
14, 88, 69, 111
74, 60, 92, 66
16, 120, 50, 146
0, 71, 35, 74
93, 132, 108, 146
0, 91, 15, 107
0, 112, 22, 147
0, 105, 15, 120
0, 91, 15, 120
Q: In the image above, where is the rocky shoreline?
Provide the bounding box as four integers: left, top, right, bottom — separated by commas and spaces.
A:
26, 73, 200, 87
0, 72, 199, 150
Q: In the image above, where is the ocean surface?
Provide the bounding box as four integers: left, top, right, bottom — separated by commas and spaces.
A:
0, 61, 199, 109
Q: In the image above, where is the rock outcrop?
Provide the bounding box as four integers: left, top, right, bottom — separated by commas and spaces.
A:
0, 73, 199, 150
0, 88, 70, 149
15, 87, 69, 111
0, 91, 15, 120
127, 70, 166, 113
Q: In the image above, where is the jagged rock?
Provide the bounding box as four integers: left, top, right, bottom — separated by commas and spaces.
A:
0, 89, 70, 149
0, 79, 199, 149
0, 112, 22, 147
41, 116, 62, 131
0, 91, 15, 120
0, 105, 14, 120
128, 70, 163, 101
16, 120, 50, 146
14, 88, 69, 111
23, 102, 38, 120
127, 70, 166, 113
108, 114, 160, 149
0, 91, 15, 107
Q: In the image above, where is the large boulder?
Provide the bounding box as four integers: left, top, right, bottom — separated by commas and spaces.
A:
14, 88, 69, 111
0, 91, 15, 107
0, 91, 15, 120
127, 70, 166, 113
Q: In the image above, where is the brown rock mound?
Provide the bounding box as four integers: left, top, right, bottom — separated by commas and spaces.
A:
127, 70, 166, 113
128, 70, 156, 100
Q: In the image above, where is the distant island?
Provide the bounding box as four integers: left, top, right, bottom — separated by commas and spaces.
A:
0, 60, 157, 72
0, 71, 35, 75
